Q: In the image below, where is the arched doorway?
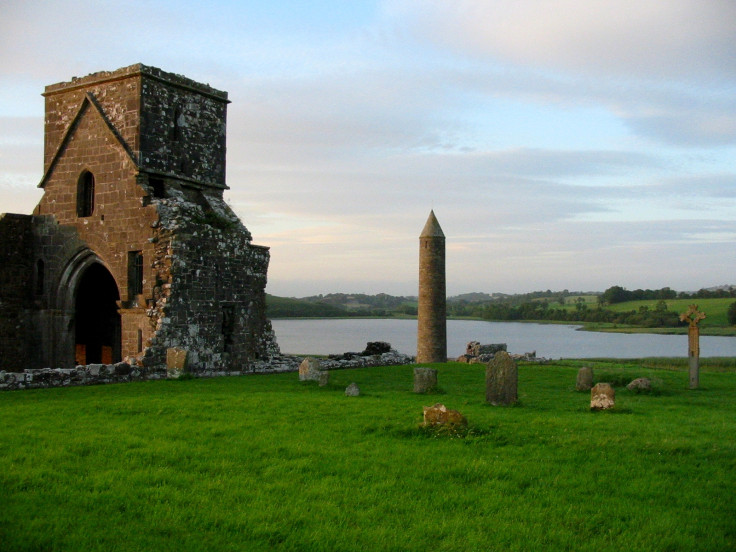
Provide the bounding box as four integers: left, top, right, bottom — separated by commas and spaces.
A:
74, 263, 121, 365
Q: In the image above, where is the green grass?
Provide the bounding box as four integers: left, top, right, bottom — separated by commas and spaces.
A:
1, 361, 735, 551
606, 298, 733, 327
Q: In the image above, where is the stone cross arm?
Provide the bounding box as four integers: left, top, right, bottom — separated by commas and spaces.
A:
679, 304, 706, 327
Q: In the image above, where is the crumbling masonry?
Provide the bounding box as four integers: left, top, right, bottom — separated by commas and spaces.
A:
0, 64, 283, 376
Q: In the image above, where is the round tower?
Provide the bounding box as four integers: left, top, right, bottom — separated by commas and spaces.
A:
417, 210, 447, 363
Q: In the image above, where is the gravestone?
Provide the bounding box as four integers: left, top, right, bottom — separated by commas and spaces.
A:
485, 351, 518, 406
166, 348, 189, 378
422, 403, 467, 428
590, 383, 615, 410
576, 366, 594, 391
318, 371, 330, 387
627, 377, 651, 392
413, 367, 438, 393
345, 382, 360, 397
298, 357, 322, 382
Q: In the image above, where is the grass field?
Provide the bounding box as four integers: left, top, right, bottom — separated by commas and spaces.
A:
1, 361, 735, 551
606, 298, 732, 327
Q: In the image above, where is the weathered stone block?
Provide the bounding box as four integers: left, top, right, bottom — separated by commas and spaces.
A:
626, 377, 652, 392
345, 382, 361, 397
318, 371, 330, 387
413, 367, 438, 393
591, 383, 615, 410
299, 357, 322, 382
422, 403, 467, 427
166, 348, 189, 378
485, 351, 518, 406
576, 366, 593, 391
362, 341, 392, 355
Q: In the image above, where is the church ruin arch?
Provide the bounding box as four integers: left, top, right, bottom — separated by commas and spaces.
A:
55, 249, 121, 366
74, 263, 121, 365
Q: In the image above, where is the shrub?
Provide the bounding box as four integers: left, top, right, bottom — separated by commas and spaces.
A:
727, 301, 736, 325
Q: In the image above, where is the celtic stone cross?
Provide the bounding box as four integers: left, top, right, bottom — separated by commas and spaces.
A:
679, 304, 706, 389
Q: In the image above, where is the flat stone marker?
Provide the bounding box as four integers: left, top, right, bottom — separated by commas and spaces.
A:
590, 383, 615, 410
422, 403, 467, 428
576, 366, 593, 391
627, 377, 651, 392
345, 382, 360, 397
485, 351, 518, 406
413, 367, 438, 393
299, 357, 322, 382
166, 348, 189, 378
318, 371, 330, 387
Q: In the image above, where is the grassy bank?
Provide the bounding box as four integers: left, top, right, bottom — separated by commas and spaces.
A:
1, 361, 735, 551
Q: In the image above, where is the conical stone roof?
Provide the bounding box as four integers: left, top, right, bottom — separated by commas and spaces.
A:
420, 210, 445, 238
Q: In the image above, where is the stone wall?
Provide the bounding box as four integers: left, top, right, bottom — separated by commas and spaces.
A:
141, 187, 279, 372
0, 214, 34, 372
0, 351, 415, 391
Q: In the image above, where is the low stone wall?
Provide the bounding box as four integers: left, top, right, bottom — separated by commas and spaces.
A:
0, 351, 413, 391
320, 350, 414, 370
0, 363, 165, 391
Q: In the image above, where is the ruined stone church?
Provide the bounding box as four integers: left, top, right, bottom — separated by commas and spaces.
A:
0, 64, 279, 374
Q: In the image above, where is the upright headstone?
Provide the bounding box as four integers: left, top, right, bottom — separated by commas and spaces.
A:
413, 367, 438, 393
345, 382, 361, 397
299, 357, 322, 382
576, 366, 594, 391
417, 210, 447, 363
485, 351, 518, 405
679, 304, 705, 389
166, 348, 189, 378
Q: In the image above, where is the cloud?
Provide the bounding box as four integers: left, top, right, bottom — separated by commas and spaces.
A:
387, 0, 736, 82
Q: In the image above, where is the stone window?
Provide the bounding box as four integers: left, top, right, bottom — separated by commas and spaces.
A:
149, 177, 165, 198
76, 170, 95, 217
128, 251, 144, 299
222, 305, 235, 353
171, 107, 181, 141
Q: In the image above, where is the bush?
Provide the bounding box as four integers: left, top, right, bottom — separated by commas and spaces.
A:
727, 302, 736, 325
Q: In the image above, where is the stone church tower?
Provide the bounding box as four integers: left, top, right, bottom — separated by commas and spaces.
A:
417, 210, 447, 363
0, 64, 279, 373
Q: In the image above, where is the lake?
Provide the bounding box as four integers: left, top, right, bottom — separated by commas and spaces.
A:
271, 318, 736, 359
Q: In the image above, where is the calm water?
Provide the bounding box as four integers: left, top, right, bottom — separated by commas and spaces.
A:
271, 318, 736, 359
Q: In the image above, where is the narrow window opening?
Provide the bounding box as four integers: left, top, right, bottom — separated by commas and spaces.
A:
171, 107, 181, 141
137, 329, 143, 353
76, 171, 95, 217
128, 251, 144, 300
150, 177, 165, 198
222, 305, 235, 353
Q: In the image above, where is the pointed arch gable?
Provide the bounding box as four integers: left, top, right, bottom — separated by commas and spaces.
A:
38, 92, 139, 189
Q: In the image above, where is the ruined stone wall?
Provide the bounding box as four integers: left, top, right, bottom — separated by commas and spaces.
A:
0, 214, 34, 372
142, 189, 278, 372
140, 73, 228, 186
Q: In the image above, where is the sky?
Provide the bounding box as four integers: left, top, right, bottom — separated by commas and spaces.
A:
1, 0, 735, 297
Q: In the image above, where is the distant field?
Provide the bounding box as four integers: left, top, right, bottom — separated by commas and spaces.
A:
1, 361, 735, 551
606, 298, 732, 327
